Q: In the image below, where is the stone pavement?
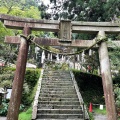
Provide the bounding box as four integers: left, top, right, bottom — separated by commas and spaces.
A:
0, 117, 6, 120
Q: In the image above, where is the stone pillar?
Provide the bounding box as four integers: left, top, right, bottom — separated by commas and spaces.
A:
47, 53, 50, 60
89, 49, 92, 56
41, 50, 45, 64
82, 51, 85, 63
62, 55, 64, 61
50, 53, 52, 61
56, 54, 59, 61
77, 54, 80, 61
98, 66, 100, 75
98, 31, 117, 120
7, 27, 30, 120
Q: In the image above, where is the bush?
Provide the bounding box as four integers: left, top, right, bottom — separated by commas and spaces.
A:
21, 68, 40, 106
0, 99, 9, 116
0, 67, 40, 113
72, 69, 104, 105
19, 107, 32, 120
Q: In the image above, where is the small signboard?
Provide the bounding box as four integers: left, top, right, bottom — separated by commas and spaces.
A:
99, 105, 104, 110
6, 88, 12, 99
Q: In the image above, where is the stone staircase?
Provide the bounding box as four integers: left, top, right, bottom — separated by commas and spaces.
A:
32, 63, 89, 120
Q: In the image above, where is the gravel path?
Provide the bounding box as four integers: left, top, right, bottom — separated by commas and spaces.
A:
94, 114, 107, 120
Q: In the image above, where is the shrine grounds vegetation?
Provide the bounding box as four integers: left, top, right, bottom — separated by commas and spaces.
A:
0, 67, 40, 117
72, 69, 104, 105
1, 67, 120, 119
19, 107, 32, 120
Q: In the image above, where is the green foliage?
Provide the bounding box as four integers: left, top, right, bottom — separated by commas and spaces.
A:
0, 1, 41, 63
114, 86, 120, 108
0, 99, 25, 116
94, 107, 106, 115
19, 107, 32, 120
53, 63, 68, 70
0, 67, 40, 106
0, 67, 40, 116
0, 99, 9, 116
46, 61, 69, 70
40, 0, 120, 22
0, 67, 15, 88
88, 112, 94, 120
25, 69, 40, 88
21, 68, 40, 106
72, 69, 104, 105
109, 44, 120, 72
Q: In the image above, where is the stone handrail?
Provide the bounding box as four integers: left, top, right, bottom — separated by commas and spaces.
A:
70, 71, 89, 120
32, 64, 45, 119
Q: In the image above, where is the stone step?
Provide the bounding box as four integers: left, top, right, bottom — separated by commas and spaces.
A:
41, 84, 74, 88
41, 81, 73, 84
43, 74, 70, 76
43, 75, 70, 77
41, 83, 73, 86
42, 78, 72, 81
43, 73, 70, 75
37, 109, 83, 114
40, 90, 76, 94
41, 85, 75, 89
44, 70, 69, 73
40, 93, 78, 98
37, 113, 83, 119
39, 97, 79, 102
38, 104, 82, 109
38, 101, 80, 105
42, 77, 72, 80
40, 88, 75, 91
43, 75, 71, 77
35, 67, 85, 120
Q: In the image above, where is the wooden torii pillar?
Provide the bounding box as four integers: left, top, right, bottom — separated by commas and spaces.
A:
6, 28, 31, 119
0, 14, 120, 120
98, 31, 117, 120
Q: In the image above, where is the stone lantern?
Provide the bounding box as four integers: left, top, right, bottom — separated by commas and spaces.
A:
0, 88, 7, 105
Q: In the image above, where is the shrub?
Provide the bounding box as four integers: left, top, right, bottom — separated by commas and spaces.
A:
21, 68, 40, 106
72, 69, 104, 105
0, 67, 40, 113
0, 99, 9, 116
19, 107, 32, 120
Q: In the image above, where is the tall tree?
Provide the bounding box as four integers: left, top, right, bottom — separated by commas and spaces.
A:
39, 0, 120, 21
0, 0, 41, 63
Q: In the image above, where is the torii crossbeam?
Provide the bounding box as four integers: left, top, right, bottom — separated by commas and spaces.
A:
0, 14, 120, 120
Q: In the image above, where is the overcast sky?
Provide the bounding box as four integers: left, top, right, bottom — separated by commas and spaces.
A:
41, 0, 50, 5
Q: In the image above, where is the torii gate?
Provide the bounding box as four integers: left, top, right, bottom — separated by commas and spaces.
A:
0, 14, 120, 120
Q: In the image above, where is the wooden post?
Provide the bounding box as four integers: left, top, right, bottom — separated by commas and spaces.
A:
7, 27, 31, 120
98, 31, 117, 120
